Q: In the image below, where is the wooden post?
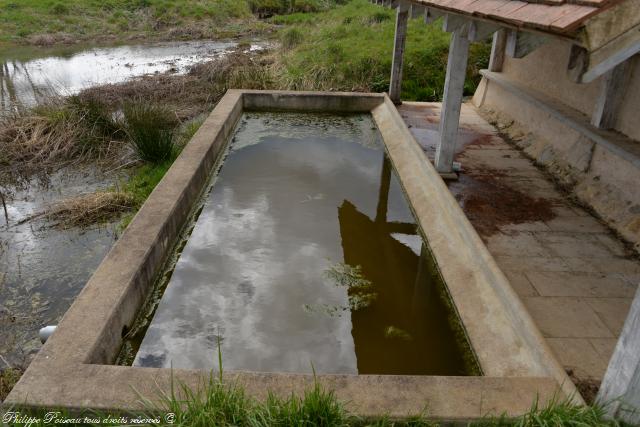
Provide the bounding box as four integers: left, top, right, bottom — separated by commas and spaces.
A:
591, 60, 631, 129
489, 29, 507, 72
597, 286, 640, 424
436, 25, 470, 174
389, 1, 409, 104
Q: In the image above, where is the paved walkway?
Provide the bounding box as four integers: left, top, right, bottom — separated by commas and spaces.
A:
398, 102, 640, 396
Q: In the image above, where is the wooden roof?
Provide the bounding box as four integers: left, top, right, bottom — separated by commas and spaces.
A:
412, 0, 624, 35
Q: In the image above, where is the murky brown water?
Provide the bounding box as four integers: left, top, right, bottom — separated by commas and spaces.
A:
130, 113, 476, 375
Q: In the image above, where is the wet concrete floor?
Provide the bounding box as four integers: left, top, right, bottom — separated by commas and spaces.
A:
399, 101, 640, 401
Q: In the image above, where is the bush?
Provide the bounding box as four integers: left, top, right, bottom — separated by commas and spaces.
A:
123, 103, 178, 163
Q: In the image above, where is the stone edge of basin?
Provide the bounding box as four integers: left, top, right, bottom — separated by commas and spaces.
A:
3, 90, 581, 420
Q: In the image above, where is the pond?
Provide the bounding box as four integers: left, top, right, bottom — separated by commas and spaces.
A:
123, 112, 476, 376
0, 39, 266, 367
0, 39, 265, 114
0, 168, 124, 366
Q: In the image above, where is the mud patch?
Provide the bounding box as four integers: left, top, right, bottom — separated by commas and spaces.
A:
566, 369, 600, 405
448, 166, 555, 237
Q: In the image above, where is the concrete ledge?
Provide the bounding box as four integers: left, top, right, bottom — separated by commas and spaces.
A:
4, 90, 578, 419
475, 71, 640, 250
241, 90, 385, 112
372, 96, 578, 400
478, 70, 640, 169
7, 363, 560, 420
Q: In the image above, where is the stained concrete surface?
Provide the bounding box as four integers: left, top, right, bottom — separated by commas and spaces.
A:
398, 101, 639, 401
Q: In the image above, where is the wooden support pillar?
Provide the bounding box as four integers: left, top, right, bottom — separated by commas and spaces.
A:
597, 286, 640, 424
436, 25, 470, 174
591, 60, 631, 129
389, 1, 409, 104
489, 29, 507, 72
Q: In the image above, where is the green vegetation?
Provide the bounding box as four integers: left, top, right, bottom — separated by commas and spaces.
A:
123, 103, 179, 163
249, 0, 345, 16
151, 377, 352, 426
0, 0, 254, 45
273, 0, 490, 101
470, 398, 622, 427
0, 0, 348, 47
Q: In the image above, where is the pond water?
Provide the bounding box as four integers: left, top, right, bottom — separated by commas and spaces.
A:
0, 168, 125, 366
128, 113, 476, 376
0, 40, 264, 114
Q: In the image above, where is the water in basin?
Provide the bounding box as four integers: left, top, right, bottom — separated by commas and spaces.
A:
130, 112, 475, 376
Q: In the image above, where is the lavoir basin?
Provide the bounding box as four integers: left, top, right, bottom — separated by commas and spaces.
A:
5, 91, 579, 421
127, 112, 476, 376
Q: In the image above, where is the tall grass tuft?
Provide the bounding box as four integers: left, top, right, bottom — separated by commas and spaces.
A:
149, 374, 351, 427
144, 342, 351, 426
471, 395, 622, 427
123, 102, 179, 163
282, 27, 304, 50
263, 382, 349, 426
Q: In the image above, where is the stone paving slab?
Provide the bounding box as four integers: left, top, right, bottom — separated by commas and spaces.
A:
397, 101, 640, 387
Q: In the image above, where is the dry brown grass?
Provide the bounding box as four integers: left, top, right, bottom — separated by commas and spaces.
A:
0, 103, 129, 186
80, 50, 275, 122
0, 49, 273, 187
33, 191, 135, 229
0, 367, 22, 403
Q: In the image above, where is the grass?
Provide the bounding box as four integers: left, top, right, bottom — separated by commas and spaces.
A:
149, 376, 352, 427
28, 191, 136, 229
271, 0, 491, 101
470, 397, 624, 427
123, 102, 179, 163
0, 0, 254, 46
0, 0, 346, 47
0, 96, 126, 184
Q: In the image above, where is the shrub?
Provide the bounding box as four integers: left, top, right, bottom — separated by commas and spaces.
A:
123, 103, 178, 163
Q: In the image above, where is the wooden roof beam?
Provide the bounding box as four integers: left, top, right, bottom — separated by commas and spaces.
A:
468, 21, 500, 42
506, 30, 551, 58
568, 26, 640, 83
443, 14, 469, 33
424, 7, 445, 24
410, 3, 426, 19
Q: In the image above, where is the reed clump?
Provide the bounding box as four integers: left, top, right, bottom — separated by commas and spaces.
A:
123, 103, 179, 163
37, 191, 135, 229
